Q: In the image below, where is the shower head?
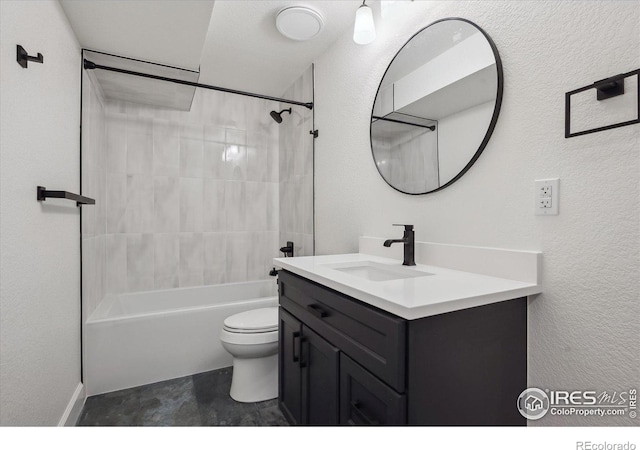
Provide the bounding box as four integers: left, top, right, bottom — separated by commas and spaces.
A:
270, 108, 292, 123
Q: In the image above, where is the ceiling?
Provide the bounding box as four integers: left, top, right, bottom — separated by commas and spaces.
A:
60, 0, 364, 98
199, 1, 360, 97
59, 0, 215, 70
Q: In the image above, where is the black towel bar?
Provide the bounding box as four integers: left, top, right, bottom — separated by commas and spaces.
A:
37, 186, 95, 206
565, 68, 640, 138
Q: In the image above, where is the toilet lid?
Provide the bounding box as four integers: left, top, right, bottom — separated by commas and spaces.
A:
223, 307, 279, 333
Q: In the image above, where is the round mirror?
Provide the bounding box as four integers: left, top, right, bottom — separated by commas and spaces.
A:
371, 18, 503, 195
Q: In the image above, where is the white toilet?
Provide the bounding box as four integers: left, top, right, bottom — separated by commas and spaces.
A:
220, 307, 279, 403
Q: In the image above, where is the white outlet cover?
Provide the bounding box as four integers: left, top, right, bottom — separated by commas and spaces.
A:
535, 178, 559, 216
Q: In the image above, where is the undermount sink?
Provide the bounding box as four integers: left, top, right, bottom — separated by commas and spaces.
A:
323, 261, 432, 282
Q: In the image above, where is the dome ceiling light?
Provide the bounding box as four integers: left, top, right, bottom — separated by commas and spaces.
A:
276, 6, 324, 41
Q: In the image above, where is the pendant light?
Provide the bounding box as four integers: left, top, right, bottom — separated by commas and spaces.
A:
353, 1, 376, 45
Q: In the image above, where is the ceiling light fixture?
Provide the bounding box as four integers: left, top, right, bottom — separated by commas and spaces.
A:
353, 0, 376, 45
276, 6, 324, 41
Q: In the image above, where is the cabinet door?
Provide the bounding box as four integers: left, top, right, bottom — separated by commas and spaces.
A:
279, 308, 302, 425
340, 354, 406, 425
300, 325, 339, 425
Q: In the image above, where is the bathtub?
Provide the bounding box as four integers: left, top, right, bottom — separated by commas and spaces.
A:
84, 280, 278, 396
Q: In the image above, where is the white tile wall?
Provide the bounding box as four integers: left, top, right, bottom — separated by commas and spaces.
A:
203, 179, 226, 231
203, 232, 227, 285
106, 113, 127, 174
90, 88, 283, 296
203, 141, 225, 180
154, 233, 179, 289
106, 172, 127, 233
105, 233, 127, 295
179, 232, 204, 287
127, 233, 154, 291
179, 177, 204, 232
83, 70, 313, 302
154, 176, 180, 232
180, 137, 203, 178
126, 120, 153, 175
126, 174, 154, 232
153, 120, 180, 176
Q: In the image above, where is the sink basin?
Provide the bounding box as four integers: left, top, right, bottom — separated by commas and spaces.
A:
323, 261, 432, 282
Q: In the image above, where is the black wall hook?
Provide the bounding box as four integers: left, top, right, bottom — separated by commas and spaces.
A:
17, 45, 43, 68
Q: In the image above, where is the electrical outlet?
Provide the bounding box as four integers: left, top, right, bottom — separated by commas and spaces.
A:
535, 179, 559, 215
538, 198, 552, 208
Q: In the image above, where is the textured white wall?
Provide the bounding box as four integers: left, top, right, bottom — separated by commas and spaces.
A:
314, 1, 639, 425
0, 1, 82, 425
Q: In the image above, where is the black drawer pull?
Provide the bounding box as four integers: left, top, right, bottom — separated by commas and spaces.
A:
350, 401, 379, 425
307, 303, 328, 318
292, 331, 301, 362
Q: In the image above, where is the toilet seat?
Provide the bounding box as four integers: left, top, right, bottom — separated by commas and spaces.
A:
220, 328, 278, 345
223, 307, 278, 334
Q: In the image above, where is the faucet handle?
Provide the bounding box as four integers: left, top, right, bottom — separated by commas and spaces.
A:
393, 224, 414, 231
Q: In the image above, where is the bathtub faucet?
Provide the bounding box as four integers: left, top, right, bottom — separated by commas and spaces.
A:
279, 241, 294, 258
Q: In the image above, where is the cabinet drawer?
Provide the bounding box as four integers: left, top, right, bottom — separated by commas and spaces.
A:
278, 270, 406, 392
340, 354, 406, 425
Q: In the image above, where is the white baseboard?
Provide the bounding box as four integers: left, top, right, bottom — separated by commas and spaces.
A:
58, 382, 85, 426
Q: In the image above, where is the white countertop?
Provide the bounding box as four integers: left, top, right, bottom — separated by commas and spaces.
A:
273, 251, 542, 320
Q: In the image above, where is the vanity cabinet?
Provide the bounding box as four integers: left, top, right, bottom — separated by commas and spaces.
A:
278, 270, 527, 426
279, 309, 339, 425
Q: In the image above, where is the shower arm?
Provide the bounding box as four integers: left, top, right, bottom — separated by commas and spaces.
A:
83, 59, 313, 110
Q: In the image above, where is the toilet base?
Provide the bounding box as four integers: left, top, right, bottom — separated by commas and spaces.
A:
229, 354, 278, 403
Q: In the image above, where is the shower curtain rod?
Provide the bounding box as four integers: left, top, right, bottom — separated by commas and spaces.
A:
83, 59, 314, 110
372, 115, 436, 131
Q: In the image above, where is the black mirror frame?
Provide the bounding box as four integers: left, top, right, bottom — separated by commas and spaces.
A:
370, 17, 504, 195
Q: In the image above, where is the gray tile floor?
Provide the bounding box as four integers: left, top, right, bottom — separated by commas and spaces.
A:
77, 367, 289, 426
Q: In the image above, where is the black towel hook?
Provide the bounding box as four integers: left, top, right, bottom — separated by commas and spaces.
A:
17, 45, 43, 69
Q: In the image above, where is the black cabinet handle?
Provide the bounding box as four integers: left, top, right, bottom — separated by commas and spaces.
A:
292, 331, 301, 363
350, 401, 380, 425
307, 304, 328, 319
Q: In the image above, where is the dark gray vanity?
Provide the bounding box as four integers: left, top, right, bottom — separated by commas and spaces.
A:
278, 270, 527, 426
